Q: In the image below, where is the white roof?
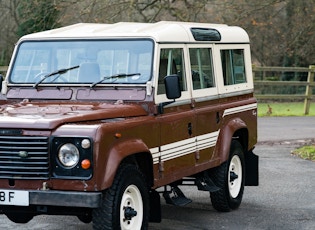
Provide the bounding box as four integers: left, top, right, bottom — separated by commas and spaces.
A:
20, 21, 249, 43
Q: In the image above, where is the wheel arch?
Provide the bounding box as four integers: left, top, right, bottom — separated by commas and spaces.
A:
121, 152, 154, 188
98, 139, 154, 190
233, 128, 249, 151
215, 117, 258, 186
215, 117, 249, 163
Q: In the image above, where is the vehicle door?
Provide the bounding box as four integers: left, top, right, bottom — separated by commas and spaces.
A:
187, 44, 221, 165
154, 44, 196, 184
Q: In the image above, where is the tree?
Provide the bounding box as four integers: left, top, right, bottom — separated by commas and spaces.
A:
0, 0, 61, 65
59, 0, 212, 23
1, 0, 315, 69
16, 0, 60, 37
0, 0, 20, 65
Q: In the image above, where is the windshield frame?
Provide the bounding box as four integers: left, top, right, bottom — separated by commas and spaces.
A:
8, 38, 155, 87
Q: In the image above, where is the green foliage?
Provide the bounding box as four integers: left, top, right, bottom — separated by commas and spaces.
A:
258, 102, 315, 117
16, 0, 60, 37
292, 145, 315, 161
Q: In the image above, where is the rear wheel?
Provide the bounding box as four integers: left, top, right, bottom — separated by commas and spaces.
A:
210, 140, 245, 211
93, 164, 149, 230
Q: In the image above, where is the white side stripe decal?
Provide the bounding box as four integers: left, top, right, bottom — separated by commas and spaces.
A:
151, 131, 219, 164
196, 131, 220, 151
223, 103, 257, 117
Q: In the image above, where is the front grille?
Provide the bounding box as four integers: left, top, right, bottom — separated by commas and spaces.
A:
0, 136, 49, 179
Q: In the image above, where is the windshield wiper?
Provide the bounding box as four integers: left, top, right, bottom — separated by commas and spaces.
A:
33, 65, 79, 88
90, 73, 141, 88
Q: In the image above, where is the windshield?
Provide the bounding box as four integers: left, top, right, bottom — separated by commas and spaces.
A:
9, 39, 154, 85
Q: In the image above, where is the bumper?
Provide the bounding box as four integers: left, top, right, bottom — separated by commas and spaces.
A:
29, 190, 102, 208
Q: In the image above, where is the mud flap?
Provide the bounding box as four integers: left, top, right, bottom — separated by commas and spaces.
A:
149, 190, 161, 223
245, 149, 259, 186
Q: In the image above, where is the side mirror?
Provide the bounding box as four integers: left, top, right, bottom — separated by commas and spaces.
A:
158, 74, 181, 114
164, 74, 181, 99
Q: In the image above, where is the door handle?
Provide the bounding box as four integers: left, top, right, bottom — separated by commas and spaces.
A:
188, 123, 192, 136
216, 112, 220, 124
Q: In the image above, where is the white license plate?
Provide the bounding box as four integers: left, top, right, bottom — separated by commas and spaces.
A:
0, 190, 29, 206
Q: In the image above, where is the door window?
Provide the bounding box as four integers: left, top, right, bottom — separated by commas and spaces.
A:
157, 48, 187, 95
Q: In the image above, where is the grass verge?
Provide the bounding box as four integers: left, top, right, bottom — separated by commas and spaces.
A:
258, 102, 315, 162
258, 102, 315, 117
292, 145, 315, 162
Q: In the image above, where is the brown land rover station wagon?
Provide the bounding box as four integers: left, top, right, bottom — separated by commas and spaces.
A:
0, 21, 258, 229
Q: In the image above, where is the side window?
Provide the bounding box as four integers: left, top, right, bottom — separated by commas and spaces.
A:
158, 48, 186, 95
189, 48, 215, 90
221, 49, 246, 85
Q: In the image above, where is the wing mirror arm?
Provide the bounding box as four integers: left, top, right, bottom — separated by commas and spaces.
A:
158, 74, 181, 114
158, 100, 175, 114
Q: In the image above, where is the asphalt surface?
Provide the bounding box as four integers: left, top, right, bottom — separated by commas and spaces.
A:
1, 117, 315, 229
258, 116, 315, 143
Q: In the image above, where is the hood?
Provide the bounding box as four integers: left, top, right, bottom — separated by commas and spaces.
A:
0, 102, 148, 130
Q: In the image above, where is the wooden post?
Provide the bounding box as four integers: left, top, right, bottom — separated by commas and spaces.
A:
252, 64, 256, 80
304, 65, 315, 115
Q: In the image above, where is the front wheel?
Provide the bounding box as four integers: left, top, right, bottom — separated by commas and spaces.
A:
6, 213, 33, 223
93, 164, 149, 230
209, 140, 245, 212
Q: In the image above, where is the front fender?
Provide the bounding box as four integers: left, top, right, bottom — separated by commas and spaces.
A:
98, 138, 153, 190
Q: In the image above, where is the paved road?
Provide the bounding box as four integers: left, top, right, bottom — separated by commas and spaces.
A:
258, 116, 315, 142
1, 117, 315, 229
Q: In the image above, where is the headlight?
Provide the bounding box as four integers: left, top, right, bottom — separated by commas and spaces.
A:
52, 136, 93, 179
58, 143, 80, 168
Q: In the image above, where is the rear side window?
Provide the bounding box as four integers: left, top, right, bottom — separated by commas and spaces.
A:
221, 49, 246, 85
189, 48, 215, 90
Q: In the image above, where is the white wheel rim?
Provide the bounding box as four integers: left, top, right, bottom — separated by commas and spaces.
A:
228, 155, 242, 198
120, 184, 143, 230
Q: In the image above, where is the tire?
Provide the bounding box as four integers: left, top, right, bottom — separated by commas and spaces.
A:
6, 213, 33, 223
77, 212, 92, 223
209, 140, 245, 212
93, 164, 149, 230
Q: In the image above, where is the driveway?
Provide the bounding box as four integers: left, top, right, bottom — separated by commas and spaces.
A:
1, 117, 315, 229
258, 116, 315, 142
